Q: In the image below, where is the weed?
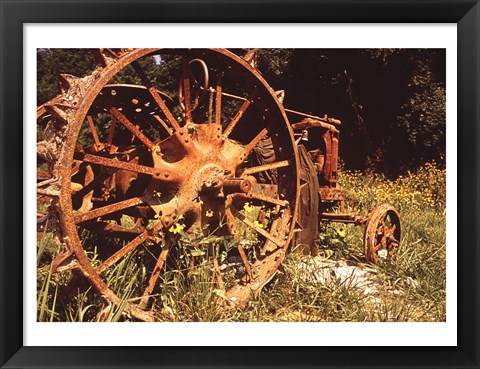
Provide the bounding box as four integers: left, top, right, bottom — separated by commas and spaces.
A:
37, 161, 446, 322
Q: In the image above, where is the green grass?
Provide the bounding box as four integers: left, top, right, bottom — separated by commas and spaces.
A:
37, 162, 446, 322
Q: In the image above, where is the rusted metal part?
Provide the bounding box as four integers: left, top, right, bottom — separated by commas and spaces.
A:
37, 170, 52, 180
291, 111, 401, 264
287, 111, 342, 126
222, 93, 254, 138
51, 250, 78, 273
234, 191, 288, 207
215, 72, 223, 126
364, 203, 401, 263
238, 127, 269, 164
73, 197, 145, 224
108, 107, 156, 151
320, 212, 367, 225
222, 178, 252, 194
138, 239, 172, 309
291, 118, 339, 133
238, 213, 283, 247
38, 47, 402, 322
37, 95, 64, 119
236, 245, 254, 281
96, 220, 164, 274
319, 187, 346, 202
242, 160, 290, 176
182, 59, 193, 123
38, 48, 299, 321
226, 207, 291, 306
82, 153, 180, 183
81, 220, 145, 238
131, 60, 182, 133
243, 48, 258, 68
178, 58, 209, 113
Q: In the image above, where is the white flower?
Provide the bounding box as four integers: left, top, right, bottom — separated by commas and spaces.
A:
377, 249, 388, 259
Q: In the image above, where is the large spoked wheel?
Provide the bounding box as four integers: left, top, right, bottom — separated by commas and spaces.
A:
53, 49, 299, 321
364, 203, 401, 264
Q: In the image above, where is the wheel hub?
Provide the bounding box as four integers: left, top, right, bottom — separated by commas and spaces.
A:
145, 122, 246, 231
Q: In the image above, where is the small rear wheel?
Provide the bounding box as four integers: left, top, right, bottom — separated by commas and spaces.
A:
364, 203, 401, 264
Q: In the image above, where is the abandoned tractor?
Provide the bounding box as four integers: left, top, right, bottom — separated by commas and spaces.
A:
37, 48, 401, 321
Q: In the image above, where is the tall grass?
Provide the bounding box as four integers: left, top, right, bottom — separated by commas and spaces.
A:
37, 161, 446, 322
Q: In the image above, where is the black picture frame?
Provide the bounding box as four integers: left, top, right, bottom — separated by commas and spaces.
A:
1, 1, 478, 368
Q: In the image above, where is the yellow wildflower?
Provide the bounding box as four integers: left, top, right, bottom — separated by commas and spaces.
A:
336, 227, 346, 237
243, 202, 254, 213
253, 220, 263, 229
169, 222, 185, 234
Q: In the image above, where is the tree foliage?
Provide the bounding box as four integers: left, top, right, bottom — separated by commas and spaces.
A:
37, 48, 446, 174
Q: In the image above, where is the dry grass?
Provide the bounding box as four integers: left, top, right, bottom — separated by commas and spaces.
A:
37, 162, 446, 322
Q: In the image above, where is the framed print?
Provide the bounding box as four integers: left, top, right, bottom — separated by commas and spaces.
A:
1, 0, 479, 368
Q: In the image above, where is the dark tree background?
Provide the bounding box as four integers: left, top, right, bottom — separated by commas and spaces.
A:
37, 48, 446, 176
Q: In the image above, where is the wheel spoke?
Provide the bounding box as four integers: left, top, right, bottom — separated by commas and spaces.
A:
233, 192, 288, 207
82, 153, 179, 182
109, 107, 155, 151
238, 127, 269, 164
373, 242, 383, 252
71, 160, 83, 177
86, 115, 102, 148
237, 246, 254, 281
215, 72, 223, 126
260, 217, 283, 255
107, 117, 117, 147
223, 93, 254, 138
242, 160, 290, 175
182, 60, 192, 124
238, 213, 282, 247
74, 197, 145, 224
81, 220, 145, 238
131, 61, 181, 132
83, 154, 154, 175
139, 239, 172, 308
152, 115, 173, 135
96, 221, 164, 273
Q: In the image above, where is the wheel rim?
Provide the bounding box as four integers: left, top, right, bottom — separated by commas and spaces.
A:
364, 203, 401, 264
50, 49, 299, 320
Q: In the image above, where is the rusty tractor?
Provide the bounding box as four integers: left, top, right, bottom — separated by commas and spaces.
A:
37, 48, 401, 321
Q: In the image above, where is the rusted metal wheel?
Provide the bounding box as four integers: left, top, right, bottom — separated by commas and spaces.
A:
364, 203, 401, 264
39, 49, 299, 321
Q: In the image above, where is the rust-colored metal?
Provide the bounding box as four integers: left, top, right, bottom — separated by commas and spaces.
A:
73, 197, 145, 224
108, 107, 156, 151
139, 239, 172, 309
37, 48, 299, 320
291, 115, 401, 263
242, 160, 290, 175
320, 212, 367, 225
178, 58, 209, 113
37, 48, 401, 321
223, 93, 254, 138
364, 203, 401, 263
